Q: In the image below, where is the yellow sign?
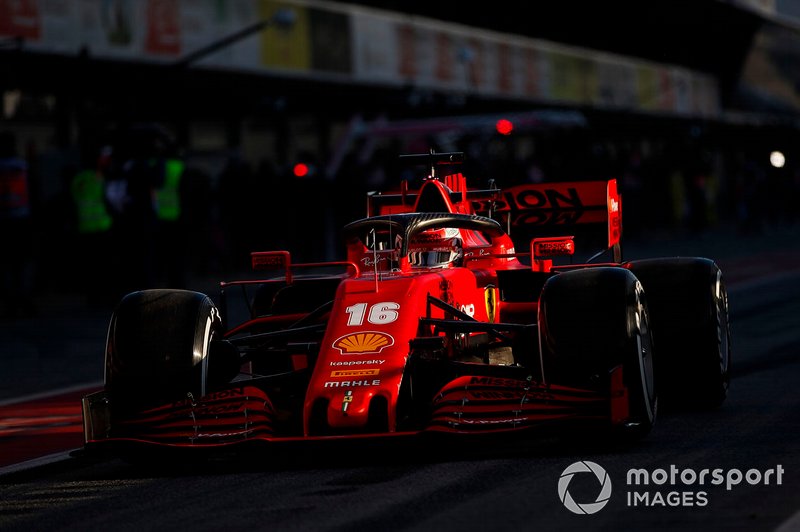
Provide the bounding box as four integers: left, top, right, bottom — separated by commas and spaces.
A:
260, 0, 310, 70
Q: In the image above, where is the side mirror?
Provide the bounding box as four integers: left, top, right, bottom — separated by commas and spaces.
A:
530, 236, 574, 272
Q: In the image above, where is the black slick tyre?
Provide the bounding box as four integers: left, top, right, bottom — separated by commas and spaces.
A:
105, 289, 227, 414
538, 267, 657, 440
626, 258, 731, 410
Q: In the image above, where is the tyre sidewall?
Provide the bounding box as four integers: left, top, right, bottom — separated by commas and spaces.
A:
538, 267, 657, 434
626, 258, 731, 409
106, 289, 221, 411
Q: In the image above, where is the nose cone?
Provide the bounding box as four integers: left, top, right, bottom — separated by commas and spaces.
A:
326, 388, 376, 428
305, 366, 401, 435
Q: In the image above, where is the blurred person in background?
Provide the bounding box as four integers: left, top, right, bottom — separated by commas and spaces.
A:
153, 140, 187, 289
104, 124, 167, 299
70, 144, 114, 306
216, 150, 258, 271
0, 131, 36, 317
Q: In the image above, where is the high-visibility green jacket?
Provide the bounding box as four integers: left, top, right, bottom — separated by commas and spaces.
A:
154, 158, 183, 221
71, 169, 112, 233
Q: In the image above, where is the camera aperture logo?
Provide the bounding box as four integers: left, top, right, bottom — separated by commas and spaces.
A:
558, 461, 612, 515
557, 461, 785, 513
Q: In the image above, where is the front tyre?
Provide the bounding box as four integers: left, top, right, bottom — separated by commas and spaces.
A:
105, 289, 234, 414
538, 267, 657, 440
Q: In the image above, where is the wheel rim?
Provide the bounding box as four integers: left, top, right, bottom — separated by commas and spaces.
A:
716, 272, 731, 377
199, 305, 221, 397
634, 282, 657, 423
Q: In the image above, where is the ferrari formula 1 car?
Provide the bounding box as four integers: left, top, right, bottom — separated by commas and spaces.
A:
81, 151, 731, 454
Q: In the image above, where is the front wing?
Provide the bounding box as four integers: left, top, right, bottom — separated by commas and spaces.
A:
82, 368, 628, 450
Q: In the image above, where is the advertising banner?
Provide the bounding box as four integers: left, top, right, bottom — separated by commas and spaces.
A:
0, 0, 721, 118
0, 0, 41, 40
144, 0, 180, 56
260, 0, 311, 71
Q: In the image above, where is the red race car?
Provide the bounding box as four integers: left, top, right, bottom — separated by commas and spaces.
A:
81, 151, 731, 454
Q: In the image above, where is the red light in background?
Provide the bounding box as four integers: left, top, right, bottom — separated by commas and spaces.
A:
293, 163, 309, 177
496, 118, 513, 135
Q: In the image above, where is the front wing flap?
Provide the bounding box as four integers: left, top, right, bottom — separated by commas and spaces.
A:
83, 385, 276, 447
427, 375, 613, 433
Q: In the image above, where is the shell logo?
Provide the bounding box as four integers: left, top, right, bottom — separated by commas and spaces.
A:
333, 331, 394, 355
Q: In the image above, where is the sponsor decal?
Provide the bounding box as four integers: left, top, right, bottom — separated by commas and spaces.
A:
193, 429, 257, 440
342, 390, 353, 412
323, 379, 381, 388
171, 387, 246, 407
193, 403, 246, 416
457, 418, 523, 425
414, 227, 460, 243
470, 185, 611, 227
469, 376, 530, 388
251, 251, 289, 270
472, 186, 583, 213
333, 331, 394, 354
330, 359, 385, 366
484, 285, 497, 323
534, 240, 574, 256
465, 388, 553, 402
459, 303, 475, 317
434, 376, 555, 404
331, 369, 380, 377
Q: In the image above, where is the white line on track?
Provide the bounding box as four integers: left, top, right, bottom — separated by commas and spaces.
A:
0, 450, 76, 477
775, 508, 800, 532
0, 380, 103, 407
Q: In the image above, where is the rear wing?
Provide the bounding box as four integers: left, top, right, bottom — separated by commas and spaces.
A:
364, 150, 621, 262
370, 177, 622, 259
470, 179, 622, 258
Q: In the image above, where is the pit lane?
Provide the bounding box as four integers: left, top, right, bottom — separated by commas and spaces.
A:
0, 227, 799, 531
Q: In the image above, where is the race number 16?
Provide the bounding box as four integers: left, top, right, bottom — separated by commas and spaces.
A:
345, 302, 400, 326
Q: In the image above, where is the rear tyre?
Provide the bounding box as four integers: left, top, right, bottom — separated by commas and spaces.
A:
105, 289, 235, 414
626, 258, 731, 409
539, 267, 657, 440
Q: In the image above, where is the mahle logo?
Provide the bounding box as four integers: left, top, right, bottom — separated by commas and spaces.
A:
558, 461, 612, 514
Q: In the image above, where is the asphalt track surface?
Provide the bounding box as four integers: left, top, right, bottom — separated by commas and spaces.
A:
1, 224, 799, 531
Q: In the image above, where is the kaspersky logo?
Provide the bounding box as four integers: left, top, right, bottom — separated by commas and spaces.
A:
558, 461, 612, 514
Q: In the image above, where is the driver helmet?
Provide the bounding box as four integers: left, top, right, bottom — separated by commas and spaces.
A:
408, 227, 463, 268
